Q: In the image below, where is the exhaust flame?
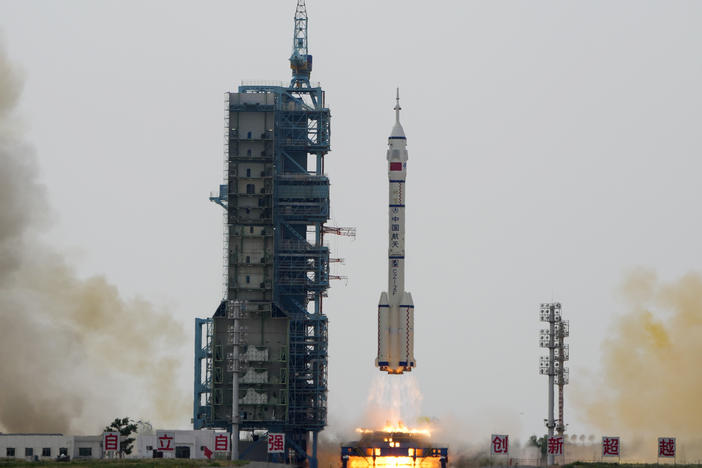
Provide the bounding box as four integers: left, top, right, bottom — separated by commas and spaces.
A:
356, 422, 432, 437
348, 457, 427, 468
362, 374, 424, 430
381, 422, 432, 436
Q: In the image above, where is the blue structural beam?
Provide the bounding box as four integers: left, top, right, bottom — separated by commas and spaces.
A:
270, 81, 330, 464
193, 317, 212, 430
209, 184, 228, 209
195, 81, 331, 464
196, 4, 334, 467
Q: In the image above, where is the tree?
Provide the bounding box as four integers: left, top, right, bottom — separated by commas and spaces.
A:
135, 420, 153, 435
104, 417, 138, 458
528, 435, 547, 465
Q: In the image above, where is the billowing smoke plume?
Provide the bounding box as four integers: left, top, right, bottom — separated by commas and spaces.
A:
362, 374, 425, 430
579, 268, 702, 457
0, 43, 189, 434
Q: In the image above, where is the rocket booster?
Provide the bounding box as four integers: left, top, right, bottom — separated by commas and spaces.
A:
376, 90, 415, 375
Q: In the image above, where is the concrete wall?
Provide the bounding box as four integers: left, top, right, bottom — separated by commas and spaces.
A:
0, 431, 299, 462
72, 435, 102, 460
0, 434, 102, 460
0, 431, 248, 460
135, 430, 230, 460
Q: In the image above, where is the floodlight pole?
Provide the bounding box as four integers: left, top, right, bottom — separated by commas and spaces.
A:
539, 302, 568, 466
555, 312, 569, 439
557, 326, 565, 438
547, 305, 556, 466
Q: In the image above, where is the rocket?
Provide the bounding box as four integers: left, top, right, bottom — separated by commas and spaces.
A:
376, 90, 415, 375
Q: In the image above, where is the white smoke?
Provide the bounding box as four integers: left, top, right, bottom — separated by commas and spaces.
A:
0, 41, 190, 434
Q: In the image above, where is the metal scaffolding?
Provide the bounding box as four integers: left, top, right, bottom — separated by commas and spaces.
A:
195, 81, 332, 468
194, 3, 343, 466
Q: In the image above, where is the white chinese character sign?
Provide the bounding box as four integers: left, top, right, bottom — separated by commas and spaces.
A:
268, 433, 285, 454
602, 437, 620, 457
658, 437, 676, 458
547, 436, 564, 456
490, 434, 509, 455
103, 432, 119, 452
156, 431, 175, 452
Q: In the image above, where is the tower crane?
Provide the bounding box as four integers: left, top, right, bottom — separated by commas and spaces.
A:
289, 0, 312, 87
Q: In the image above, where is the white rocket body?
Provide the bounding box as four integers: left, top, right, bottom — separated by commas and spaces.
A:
376, 92, 415, 374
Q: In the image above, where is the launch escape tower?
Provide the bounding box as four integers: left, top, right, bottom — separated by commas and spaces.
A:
194, 2, 346, 465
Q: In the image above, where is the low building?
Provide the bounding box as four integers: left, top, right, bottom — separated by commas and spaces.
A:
0, 433, 102, 461
1, 430, 231, 460
72, 435, 102, 459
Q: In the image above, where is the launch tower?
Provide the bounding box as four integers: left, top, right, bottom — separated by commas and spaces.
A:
194, 2, 334, 466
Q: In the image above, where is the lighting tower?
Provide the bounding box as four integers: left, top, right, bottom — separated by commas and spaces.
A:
539, 302, 569, 465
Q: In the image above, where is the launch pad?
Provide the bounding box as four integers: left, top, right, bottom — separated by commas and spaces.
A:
341, 429, 447, 468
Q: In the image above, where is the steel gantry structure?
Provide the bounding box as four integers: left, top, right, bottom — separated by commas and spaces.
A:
194, 2, 337, 467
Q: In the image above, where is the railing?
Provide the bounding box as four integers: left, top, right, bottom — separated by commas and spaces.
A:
278, 173, 328, 180
240, 80, 322, 88
278, 240, 324, 251
240, 80, 288, 87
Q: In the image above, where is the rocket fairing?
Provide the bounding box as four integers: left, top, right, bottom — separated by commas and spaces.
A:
376, 90, 415, 375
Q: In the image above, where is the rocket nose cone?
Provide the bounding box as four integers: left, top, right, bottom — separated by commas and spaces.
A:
390, 122, 406, 139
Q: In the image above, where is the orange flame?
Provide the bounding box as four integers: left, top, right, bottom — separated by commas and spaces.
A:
355, 421, 432, 437
347, 457, 441, 468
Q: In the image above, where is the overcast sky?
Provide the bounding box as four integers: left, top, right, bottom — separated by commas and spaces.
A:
1, 0, 701, 443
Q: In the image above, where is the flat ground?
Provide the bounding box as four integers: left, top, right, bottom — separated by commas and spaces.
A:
564, 464, 699, 468
0, 459, 249, 468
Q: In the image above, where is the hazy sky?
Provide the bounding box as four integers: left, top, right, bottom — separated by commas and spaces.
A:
1, 0, 701, 443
